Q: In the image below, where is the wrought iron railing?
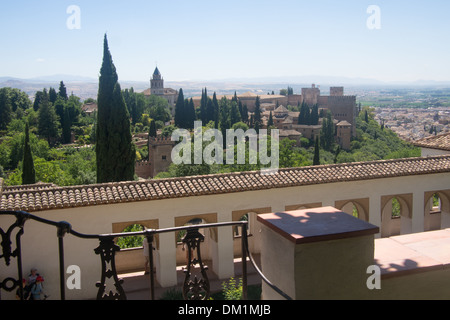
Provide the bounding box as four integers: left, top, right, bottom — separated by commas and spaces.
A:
0, 210, 291, 300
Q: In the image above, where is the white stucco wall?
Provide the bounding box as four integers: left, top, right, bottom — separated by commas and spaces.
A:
1, 171, 449, 300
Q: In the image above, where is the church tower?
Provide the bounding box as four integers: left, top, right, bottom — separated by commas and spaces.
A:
150, 67, 164, 95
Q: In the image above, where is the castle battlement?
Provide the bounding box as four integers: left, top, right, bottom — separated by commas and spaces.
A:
327, 95, 356, 100
148, 136, 176, 146
135, 160, 152, 167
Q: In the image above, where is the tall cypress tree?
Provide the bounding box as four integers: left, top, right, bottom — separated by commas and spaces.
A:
200, 88, 208, 123
174, 88, 185, 128
310, 104, 319, 125
298, 102, 310, 125
230, 101, 241, 126
267, 111, 274, 127
148, 119, 157, 138
254, 96, 262, 132
62, 105, 72, 144
22, 122, 36, 185
186, 98, 196, 130
313, 137, 320, 166
212, 93, 219, 129
108, 83, 136, 181
58, 81, 68, 101
96, 34, 135, 183
49, 87, 58, 104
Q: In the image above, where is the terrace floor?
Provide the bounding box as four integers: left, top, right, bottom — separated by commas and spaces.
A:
119, 255, 262, 300
374, 228, 450, 278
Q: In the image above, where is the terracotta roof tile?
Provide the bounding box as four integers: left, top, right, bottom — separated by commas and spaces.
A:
414, 133, 450, 151
2, 155, 450, 213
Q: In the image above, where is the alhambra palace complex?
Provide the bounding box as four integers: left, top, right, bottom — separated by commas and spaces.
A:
137, 68, 356, 179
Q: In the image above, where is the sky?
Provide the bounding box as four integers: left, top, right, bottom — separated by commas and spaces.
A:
1, 0, 450, 83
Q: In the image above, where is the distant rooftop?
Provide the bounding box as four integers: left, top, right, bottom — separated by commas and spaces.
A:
413, 132, 450, 151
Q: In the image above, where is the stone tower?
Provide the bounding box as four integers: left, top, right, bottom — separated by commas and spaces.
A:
148, 136, 175, 178
336, 121, 352, 151
150, 67, 164, 95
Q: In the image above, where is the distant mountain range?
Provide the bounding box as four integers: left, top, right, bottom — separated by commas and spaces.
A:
1, 74, 450, 101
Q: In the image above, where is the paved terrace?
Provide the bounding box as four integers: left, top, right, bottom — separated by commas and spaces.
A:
2, 155, 450, 212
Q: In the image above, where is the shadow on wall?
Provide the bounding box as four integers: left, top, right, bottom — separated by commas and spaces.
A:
373, 258, 419, 278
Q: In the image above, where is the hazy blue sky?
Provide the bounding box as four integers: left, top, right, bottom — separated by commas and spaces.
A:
1, 0, 450, 83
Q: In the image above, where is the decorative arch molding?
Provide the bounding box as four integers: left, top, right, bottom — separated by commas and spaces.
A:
381, 194, 413, 220
334, 198, 370, 222
424, 190, 450, 231
175, 213, 218, 242
424, 190, 450, 213
112, 219, 159, 248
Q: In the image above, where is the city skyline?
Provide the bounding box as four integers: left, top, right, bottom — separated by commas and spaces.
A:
1, 0, 450, 84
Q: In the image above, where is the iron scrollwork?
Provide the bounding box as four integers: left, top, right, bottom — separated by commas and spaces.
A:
182, 228, 210, 300
94, 236, 126, 300
0, 212, 28, 267
0, 212, 29, 298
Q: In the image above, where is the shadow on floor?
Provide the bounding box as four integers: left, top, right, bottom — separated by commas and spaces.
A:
119, 255, 262, 300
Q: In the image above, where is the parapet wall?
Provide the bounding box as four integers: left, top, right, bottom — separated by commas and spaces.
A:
135, 160, 153, 179
148, 137, 176, 147
327, 95, 357, 108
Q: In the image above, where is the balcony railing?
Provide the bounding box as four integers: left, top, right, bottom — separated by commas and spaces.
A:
0, 210, 291, 300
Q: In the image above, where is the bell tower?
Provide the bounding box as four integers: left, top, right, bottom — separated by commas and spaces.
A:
150, 66, 164, 95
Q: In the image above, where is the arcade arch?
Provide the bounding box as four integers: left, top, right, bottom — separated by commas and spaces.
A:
424, 190, 450, 231
334, 198, 369, 222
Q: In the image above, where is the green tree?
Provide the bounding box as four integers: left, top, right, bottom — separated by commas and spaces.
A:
58, 81, 68, 101
298, 102, 310, 125
279, 138, 295, 168
49, 87, 58, 104
185, 98, 196, 130
0, 88, 12, 130
253, 96, 262, 132
212, 93, 220, 129
174, 88, 185, 128
219, 97, 230, 148
96, 34, 135, 183
33, 89, 48, 112
146, 95, 170, 123
200, 88, 208, 123
206, 96, 215, 124
310, 104, 319, 125
62, 106, 72, 144
109, 83, 136, 181
22, 122, 36, 185
161, 124, 177, 137
149, 119, 157, 138
241, 104, 248, 124
267, 111, 274, 127
320, 111, 334, 151
313, 137, 320, 165
288, 86, 294, 95
54, 98, 66, 129
38, 95, 60, 145
229, 101, 241, 126
4, 87, 32, 112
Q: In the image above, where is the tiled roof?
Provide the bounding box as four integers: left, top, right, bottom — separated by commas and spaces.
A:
1, 155, 450, 213
413, 133, 450, 151
337, 120, 352, 126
